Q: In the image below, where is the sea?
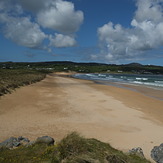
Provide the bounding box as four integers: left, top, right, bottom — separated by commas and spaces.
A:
73, 73, 163, 90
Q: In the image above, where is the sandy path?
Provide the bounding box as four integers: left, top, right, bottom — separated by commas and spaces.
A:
0, 73, 163, 161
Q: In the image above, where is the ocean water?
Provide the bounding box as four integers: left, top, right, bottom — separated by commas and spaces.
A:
73, 73, 163, 90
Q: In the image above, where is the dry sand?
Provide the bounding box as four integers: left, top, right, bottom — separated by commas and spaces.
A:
0, 72, 163, 161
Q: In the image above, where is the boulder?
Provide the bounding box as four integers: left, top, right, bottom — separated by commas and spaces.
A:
151, 143, 163, 163
0, 137, 20, 148
0, 136, 55, 148
25, 141, 36, 147
129, 147, 144, 158
36, 136, 54, 145
18, 136, 29, 142
0, 136, 30, 149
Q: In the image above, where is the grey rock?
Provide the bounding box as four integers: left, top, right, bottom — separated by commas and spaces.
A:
18, 136, 30, 145
13, 141, 21, 147
25, 141, 36, 147
18, 136, 24, 141
151, 143, 163, 163
0, 137, 20, 148
0, 136, 55, 148
129, 147, 144, 158
0, 136, 30, 149
36, 136, 54, 145
18, 136, 29, 142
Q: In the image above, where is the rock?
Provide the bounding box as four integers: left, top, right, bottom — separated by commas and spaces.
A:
17, 136, 30, 145
36, 136, 54, 145
13, 141, 21, 147
0, 136, 30, 149
0, 137, 20, 148
151, 143, 163, 163
25, 141, 36, 147
129, 147, 144, 158
0, 136, 54, 148
18, 136, 29, 142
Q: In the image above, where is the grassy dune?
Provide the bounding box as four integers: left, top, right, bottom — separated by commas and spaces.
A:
0, 69, 47, 96
0, 133, 151, 163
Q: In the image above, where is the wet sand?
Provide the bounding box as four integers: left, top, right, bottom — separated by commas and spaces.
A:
94, 80, 163, 101
0, 72, 163, 161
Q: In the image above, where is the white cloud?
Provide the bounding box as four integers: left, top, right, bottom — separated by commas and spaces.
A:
96, 0, 163, 62
4, 17, 47, 48
16, 0, 84, 33
0, 0, 84, 50
0, 5, 47, 49
50, 33, 76, 48
135, 0, 163, 23
36, 0, 84, 33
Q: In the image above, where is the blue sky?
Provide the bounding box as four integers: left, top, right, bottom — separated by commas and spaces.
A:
0, 0, 163, 66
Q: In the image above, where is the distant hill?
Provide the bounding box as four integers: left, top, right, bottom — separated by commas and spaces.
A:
125, 63, 143, 67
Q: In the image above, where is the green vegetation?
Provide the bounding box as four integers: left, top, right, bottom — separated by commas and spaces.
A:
0, 61, 162, 96
0, 69, 49, 96
0, 132, 151, 163
0, 61, 163, 74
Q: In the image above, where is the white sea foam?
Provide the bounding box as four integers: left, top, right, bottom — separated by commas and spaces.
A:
136, 77, 148, 81
155, 81, 163, 83
74, 73, 163, 89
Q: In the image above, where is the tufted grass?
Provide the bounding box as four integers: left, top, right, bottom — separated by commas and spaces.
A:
0, 132, 151, 163
0, 69, 48, 96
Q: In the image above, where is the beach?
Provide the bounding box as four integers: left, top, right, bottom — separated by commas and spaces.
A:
0, 72, 163, 161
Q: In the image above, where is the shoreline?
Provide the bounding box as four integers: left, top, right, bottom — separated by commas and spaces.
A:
0, 72, 163, 161
71, 73, 163, 101
94, 80, 163, 101
73, 76, 163, 125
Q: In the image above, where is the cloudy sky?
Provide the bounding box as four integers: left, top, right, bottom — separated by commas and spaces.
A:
0, 0, 163, 65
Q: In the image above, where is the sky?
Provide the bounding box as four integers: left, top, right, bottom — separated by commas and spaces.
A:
0, 0, 163, 66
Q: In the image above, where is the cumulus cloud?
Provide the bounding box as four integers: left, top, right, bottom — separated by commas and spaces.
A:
0, 0, 83, 50
16, 0, 84, 33
50, 33, 76, 48
96, 0, 163, 62
37, 0, 84, 33
0, 1, 46, 48
0, 15, 47, 48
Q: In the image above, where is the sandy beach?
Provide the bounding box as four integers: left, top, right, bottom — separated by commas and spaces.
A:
0, 72, 163, 161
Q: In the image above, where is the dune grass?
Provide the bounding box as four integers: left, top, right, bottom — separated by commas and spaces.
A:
0, 69, 48, 96
0, 132, 151, 163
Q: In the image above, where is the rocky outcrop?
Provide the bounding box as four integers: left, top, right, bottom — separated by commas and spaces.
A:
129, 147, 145, 158
151, 143, 163, 163
0, 136, 54, 149
0, 136, 29, 148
